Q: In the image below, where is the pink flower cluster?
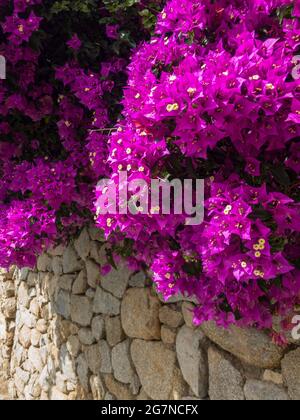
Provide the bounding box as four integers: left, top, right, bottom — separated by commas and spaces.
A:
0, 0, 152, 268
96, 0, 300, 335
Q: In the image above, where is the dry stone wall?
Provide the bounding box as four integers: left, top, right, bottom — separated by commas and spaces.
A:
0, 226, 300, 400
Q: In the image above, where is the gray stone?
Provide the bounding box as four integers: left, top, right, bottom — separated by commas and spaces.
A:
129, 272, 146, 288
52, 257, 63, 276
121, 288, 161, 340
201, 322, 284, 369
105, 316, 124, 347
131, 340, 187, 400
59, 344, 77, 382
282, 348, 300, 400
208, 346, 245, 401
93, 287, 120, 316
176, 326, 208, 398
76, 354, 89, 391
86, 288, 95, 299
86, 259, 100, 289
159, 306, 183, 328
84, 344, 101, 375
62, 245, 82, 274
70, 295, 93, 327
91, 316, 105, 341
58, 274, 74, 292
182, 302, 196, 329
55, 290, 71, 319
100, 262, 130, 298
112, 340, 135, 384
74, 228, 91, 261
78, 328, 95, 346
72, 270, 87, 295
37, 254, 52, 272
99, 340, 112, 374
244, 380, 289, 401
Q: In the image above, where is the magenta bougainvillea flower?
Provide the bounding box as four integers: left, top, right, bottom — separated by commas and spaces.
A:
0, 0, 162, 268
95, 0, 300, 337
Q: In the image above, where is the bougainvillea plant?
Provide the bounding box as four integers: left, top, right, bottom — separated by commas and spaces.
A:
95, 0, 300, 341
0, 0, 163, 268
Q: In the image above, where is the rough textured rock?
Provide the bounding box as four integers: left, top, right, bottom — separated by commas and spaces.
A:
159, 306, 183, 328
282, 348, 300, 400
244, 379, 289, 401
104, 374, 134, 400
74, 228, 91, 261
90, 375, 105, 400
129, 272, 146, 288
161, 326, 176, 345
182, 302, 196, 329
98, 340, 112, 374
28, 347, 43, 373
55, 290, 71, 319
105, 316, 124, 347
176, 326, 208, 398
86, 260, 100, 289
72, 271, 87, 295
78, 329, 95, 346
202, 322, 284, 369
93, 287, 120, 316
70, 296, 92, 327
131, 340, 187, 400
91, 316, 105, 341
100, 265, 130, 299
121, 288, 161, 340
263, 370, 283, 386
208, 346, 245, 401
112, 340, 135, 385
62, 245, 82, 274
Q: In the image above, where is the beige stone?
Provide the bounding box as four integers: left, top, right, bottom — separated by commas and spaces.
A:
182, 302, 196, 329
30, 330, 41, 347
161, 326, 176, 345
121, 288, 161, 340
201, 322, 284, 369
36, 319, 47, 334
263, 370, 283, 386
208, 346, 244, 401
19, 325, 31, 349
131, 340, 187, 400
105, 316, 124, 347
159, 306, 183, 328
70, 295, 93, 327
282, 348, 300, 400
104, 374, 133, 400
72, 270, 87, 295
86, 259, 101, 289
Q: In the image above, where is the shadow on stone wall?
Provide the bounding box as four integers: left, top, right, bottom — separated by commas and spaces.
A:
0, 226, 300, 400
